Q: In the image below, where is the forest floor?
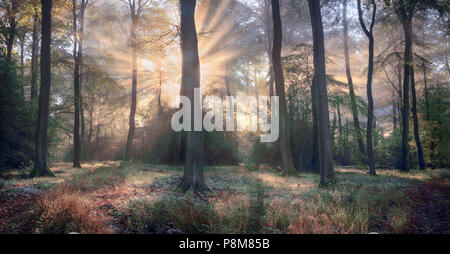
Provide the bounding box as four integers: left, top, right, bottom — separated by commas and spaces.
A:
0, 162, 448, 234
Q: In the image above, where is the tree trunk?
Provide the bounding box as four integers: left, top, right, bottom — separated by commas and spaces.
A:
125, 17, 138, 162
337, 101, 343, 163
308, 0, 335, 184
343, 0, 365, 156
31, 9, 39, 101
178, 0, 208, 192
72, 0, 81, 168
422, 61, 434, 168
31, 0, 54, 178
410, 62, 425, 169
78, 0, 87, 162
357, 0, 376, 176
272, 0, 296, 176
19, 35, 25, 98
311, 81, 319, 173
400, 16, 412, 172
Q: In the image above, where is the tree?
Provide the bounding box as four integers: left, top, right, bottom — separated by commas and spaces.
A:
125, 0, 148, 162
271, 0, 295, 176
307, 0, 335, 184
342, 0, 365, 156
178, 0, 208, 192
357, 0, 377, 176
30, 0, 54, 177
72, 0, 88, 168
30, 1, 40, 101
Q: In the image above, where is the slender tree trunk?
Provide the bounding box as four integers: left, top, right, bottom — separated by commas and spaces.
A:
343, 0, 365, 156
31, 10, 39, 101
337, 102, 343, 162
125, 17, 138, 161
410, 63, 425, 169
20, 36, 25, 98
264, 0, 275, 97
400, 17, 412, 172
72, 0, 81, 168
392, 99, 398, 129
422, 62, 434, 168
357, 0, 376, 175
31, 0, 54, 178
178, 0, 208, 192
78, 0, 87, 162
311, 82, 319, 173
308, 0, 335, 184
272, 0, 295, 176
397, 60, 403, 130
6, 16, 15, 61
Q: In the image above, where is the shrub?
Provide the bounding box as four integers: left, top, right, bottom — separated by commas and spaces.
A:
34, 187, 109, 234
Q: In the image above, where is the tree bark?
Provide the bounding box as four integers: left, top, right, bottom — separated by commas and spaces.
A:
308, 0, 335, 184
343, 0, 365, 156
178, 0, 208, 192
72, 0, 81, 168
410, 65, 425, 169
357, 0, 376, 176
31, 0, 54, 178
271, 0, 295, 176
399, 13, 412, 172
422, 61, 434, 167
31, 8, 39, 101
125, 5, 139, 162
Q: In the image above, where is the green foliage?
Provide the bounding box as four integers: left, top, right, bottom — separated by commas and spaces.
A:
0, 59, 35, 170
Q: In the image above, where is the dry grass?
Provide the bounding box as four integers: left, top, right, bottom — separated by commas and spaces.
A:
1, 162, 448, 234
34, 186, 110, 234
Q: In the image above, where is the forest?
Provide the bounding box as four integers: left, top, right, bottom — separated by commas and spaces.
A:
0, 0, 449, 234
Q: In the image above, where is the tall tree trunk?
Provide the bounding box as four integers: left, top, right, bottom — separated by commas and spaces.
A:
308, 0, 335, 184
6, 15, 15, 61
178, 0, 208, 192
357, 0, 376, 176
337, 101, 343, 163
31, 9, 39, 101
19, 35, 25, 98
410, 63, 425, 169
342, 0, 365, 156
272, 0, 295, 176
31, 0, 54, 177
422, 61, 434, 168
72, 0, 81, 168
311, 82, 319, 173
78, 0, 87, 162
125, 16, 138, 161
263, 0, 275, 97
400, 15, 412, 172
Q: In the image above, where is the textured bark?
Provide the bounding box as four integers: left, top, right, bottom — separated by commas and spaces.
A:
31, 8, 39, 101
410, 66, 425, 169
308, 0, 335, 184
311, 80, 319, 173
400, 16, 412, 172
31, 0, 54, 178
423, 61, 434, 167
342, 0, 365, 156
272, 0, 295, 176
357, 0, 376, 176
125, 1, 140, 162
178, 0, 208, 192
72, 0, 82, 168
78, 0, 87, 162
